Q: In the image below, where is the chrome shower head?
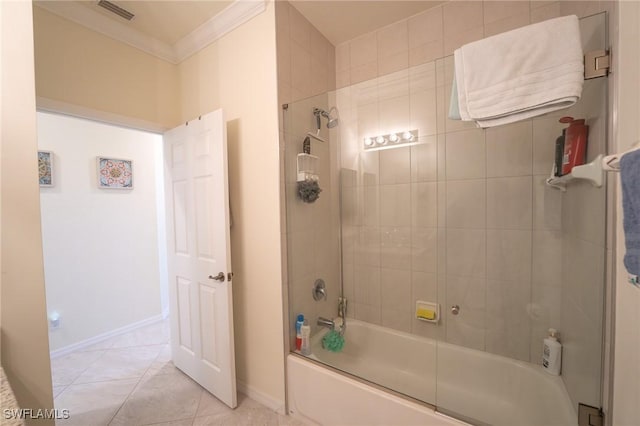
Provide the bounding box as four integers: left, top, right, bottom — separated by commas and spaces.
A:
313, 107, 340, 129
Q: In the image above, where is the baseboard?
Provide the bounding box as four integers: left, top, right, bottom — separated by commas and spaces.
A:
49, 314, 164, 359
237, 380, 286, 415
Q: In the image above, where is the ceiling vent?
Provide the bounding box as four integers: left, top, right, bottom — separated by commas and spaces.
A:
97, 0, 135, 21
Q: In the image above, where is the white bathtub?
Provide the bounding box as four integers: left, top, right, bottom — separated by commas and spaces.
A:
287, 319, 577, 426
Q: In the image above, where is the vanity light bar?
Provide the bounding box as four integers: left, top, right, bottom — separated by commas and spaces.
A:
363, 130, 419, 150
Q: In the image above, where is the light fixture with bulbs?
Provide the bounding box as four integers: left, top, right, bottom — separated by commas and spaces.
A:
363, 130, 418, 150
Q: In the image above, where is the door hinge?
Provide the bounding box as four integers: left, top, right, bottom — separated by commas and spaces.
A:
584, 50, 610, 79
578, 403, 603, 426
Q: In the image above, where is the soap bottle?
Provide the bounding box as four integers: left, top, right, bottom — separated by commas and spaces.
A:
542, 328, 562, 375
295, 314, 304, 351
554, 129, 566, 176
300, 322, 311, 356
560, 117, 589, 175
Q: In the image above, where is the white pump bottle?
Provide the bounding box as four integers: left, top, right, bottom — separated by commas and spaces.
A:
542, 328, 562, 375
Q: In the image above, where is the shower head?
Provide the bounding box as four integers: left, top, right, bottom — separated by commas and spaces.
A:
313, 107, 340, 129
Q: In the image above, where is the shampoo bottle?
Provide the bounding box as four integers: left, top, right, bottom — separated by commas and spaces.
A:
542, 328, 562, 375
560, 117, 589, 175
295, 314, 304, 351
300, 323, 311, 356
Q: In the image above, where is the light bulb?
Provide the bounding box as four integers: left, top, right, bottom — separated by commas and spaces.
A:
364, 137, 373, 147
376, 136, 386, 145
388, 133, 399, 143
402, 131, 414, 141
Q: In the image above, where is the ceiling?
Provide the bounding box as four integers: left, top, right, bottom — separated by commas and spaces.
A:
290, 1, 445, 46
35, 0, 445, 61
72, 1, 233, 45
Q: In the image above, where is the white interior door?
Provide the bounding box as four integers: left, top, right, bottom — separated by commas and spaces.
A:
164, 110, 236, 408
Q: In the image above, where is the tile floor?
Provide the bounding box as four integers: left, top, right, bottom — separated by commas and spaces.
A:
51, 320, 303, 426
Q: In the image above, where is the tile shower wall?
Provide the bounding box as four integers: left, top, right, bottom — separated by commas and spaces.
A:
335, 0, 610, 410
275, 1, 340, 347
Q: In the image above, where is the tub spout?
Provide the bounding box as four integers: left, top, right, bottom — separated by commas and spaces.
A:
317, 317, 334, 330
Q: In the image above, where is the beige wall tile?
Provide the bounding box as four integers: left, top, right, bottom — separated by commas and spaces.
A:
412, 182, 438, 228
363, 185, 379, 227
533, 175, 562, 230
446, 179, 486, 229
290, 41, 311, 99
380, 146, 411, 184
532, 229, 562, 285
485, 278, 532, 361
487, 176, 533, 229
379, 184, 411, 226
289, 5, 311, 51
377, 69, 409, 100
445, 129, 486, 179
484, 12, 531, 37
381, 268, 412, 312
486, 121, 533, 177
411, 228, 438, 273
379, 95, 411, 133
351, 62, 378, 85
410, 139, 438, 182
309, 27, 328, 64
380, 226, 412, 270
530, 282, 562, 364
409, 6, 444, 49
446, 228, 486, 277
355, 227, 381, 267
378, 50, 409, 76
444, 26, 485, 56
409, 62, 437, 91
336, 42, 350, 71
354, 264, 381, 306
530, 2, 561, 23
350, 32, 378, 68
446, 275, 486, 350
559, 0, 607, 18
310, 57, 328, 97
377, 20, 409, 60
410, 88, 438, 137
336, 69, 351, 89
410, 40, 444, 67
486, 229, 532, 282
484, 1, 530, 24
443, 1, 484, 36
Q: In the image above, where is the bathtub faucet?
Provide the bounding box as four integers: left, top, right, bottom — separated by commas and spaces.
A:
317, 317, 334, 330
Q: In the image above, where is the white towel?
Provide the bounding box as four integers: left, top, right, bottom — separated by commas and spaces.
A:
454, 15, 584, 128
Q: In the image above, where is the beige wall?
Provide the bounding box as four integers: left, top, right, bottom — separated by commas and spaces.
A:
32, 0, 285, 409
1, 1, 55, 423
178, 1, 285, 407
613, 1, 640, 424
33, 6, 180, 130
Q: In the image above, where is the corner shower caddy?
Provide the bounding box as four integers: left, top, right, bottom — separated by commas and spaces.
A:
545, 154, 604, 192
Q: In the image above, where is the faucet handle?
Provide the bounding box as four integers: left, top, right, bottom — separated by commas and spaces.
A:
312, 279, 327, 301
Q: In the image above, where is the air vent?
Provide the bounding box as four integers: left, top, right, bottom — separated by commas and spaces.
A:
97, 0, 135, 21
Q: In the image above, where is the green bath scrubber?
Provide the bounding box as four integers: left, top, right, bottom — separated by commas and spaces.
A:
322, 330, 345, 353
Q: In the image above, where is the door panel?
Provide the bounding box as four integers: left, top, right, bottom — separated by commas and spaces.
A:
164, 110, 236, 408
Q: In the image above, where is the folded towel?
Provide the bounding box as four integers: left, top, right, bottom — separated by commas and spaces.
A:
454, 15, 584, 128
621, 149, 640, 276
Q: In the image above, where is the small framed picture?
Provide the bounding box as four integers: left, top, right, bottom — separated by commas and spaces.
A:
97, 157, 133, 189
38, 151, 54, 187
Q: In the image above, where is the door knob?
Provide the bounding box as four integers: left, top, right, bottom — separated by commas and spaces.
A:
209, 272, 225, 282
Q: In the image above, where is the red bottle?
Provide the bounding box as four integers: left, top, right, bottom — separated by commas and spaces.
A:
560, 117, 589, 175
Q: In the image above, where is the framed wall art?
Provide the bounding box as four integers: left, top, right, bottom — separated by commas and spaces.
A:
97, 157, 133, 189
38, 151, 54, 187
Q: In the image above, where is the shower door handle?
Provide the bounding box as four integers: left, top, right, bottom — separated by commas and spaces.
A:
209, 272, 225, 282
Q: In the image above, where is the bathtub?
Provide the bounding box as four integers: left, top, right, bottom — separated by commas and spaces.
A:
287, 319, 577, 426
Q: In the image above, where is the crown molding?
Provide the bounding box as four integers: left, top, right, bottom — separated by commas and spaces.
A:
174, 0, 267, 62
35, 0, 267, 65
